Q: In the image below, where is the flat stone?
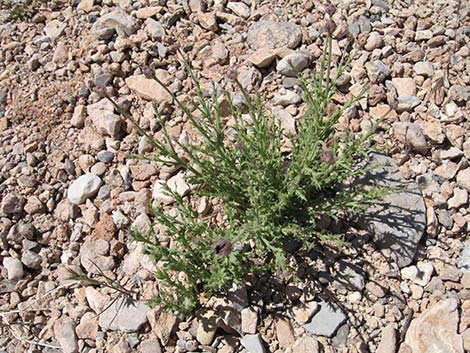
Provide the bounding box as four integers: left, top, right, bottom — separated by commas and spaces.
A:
125, 72, 172, 104
67, 173, 103, 205
139, 339, 162, 353
448, 188, 468, 209
147, 308, 177, 345
1, 193, 25, 214
248, 49, 276, 68
334, 260, 365, 291
401, 261, 434, 286
405, 297, 464, 353
303, 301, 346, 337
456, 169, 470, 191
240, 334, 266, 353
289, 301, 319, 324
393, 122, 428, 154
414, 61, 434, 77
247, 20, 302, 49
354, 153, 426, 267
392, 78, 416, 97
272, 89, 302, 106
276, 318, 295, 348
99, 297, 150, 332
79, 239, 115, 274
292, 334, 319, 353
241, 307, 258, 334
21, 250, 42, 270
227, 1, 250, 19
365, 31, 384, 51
146, 18, 165, 39
76, 312, 99, 340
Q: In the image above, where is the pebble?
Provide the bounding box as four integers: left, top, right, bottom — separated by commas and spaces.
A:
413, 61, 434, 77
92, 9, 137, 39
456, 169, 470, 191
54, 318, 79, 353
272, 89, 302, 106
227, 1, 251, 19
248, 49, 276, 68
67, 173, 103, 205
241, 307, 258, 334
20, 250, 42, 269
97, 151, 115, 163
401, 261, 434, 287
125, 73, 173, 104
3, 257, 24, 280
44, 20, 66, 41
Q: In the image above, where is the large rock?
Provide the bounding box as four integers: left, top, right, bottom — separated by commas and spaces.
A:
354, 153, 426, 268
247, 21, 302, 49
92, 9, 138, 39
404, 297, 464, 353
303, 301, 346, 337
99, 297, 150, 332
67, 173, 103, 205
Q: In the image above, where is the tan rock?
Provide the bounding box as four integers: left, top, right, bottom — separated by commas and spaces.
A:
94, 214, 117, 241
276, 317, 295, 348
125, 71, 172, 104
392, 78, 417, 97
293, 334, 319, 353
248, 49, 276, 68
405, 297, 464, 353
76, 312, 98, 340
369, 104, 397, 120
147, 308, 177, 345
198, 11, 218, 31
376, 325, 396, 353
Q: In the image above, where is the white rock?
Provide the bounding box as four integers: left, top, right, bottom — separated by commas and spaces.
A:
401, 261, 434, 286
44, 20, 66, 41
376, 325, 396, 353
272, 89, 302, 106
196, 310, 217, 345
392, 78, 416, 97
240, 334, 266, 353
448, 188, 468, 209
414, 61, 434, 77
54, 318, 79, 353
146, 18, 165, 39
3, 257, 24, 280
92, 9, 137, 39
293, 334, 319, 353
68, 173, 103, 205
99, 297, 150, 332
227, 1, 251, 19
241, 307, 258, 334
126, 73, 172, 104
276, 53, 310, 77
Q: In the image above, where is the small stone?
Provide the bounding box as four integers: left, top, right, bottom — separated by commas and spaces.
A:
463, 140, 470, 159
401, 261, 434, 287
448, 188, 468, 209
248, 49, 276, 68
94, 214, 117, 241
99, 297, 150, 332
227, 1, 250, 19
71, 105, 86, 128
241, 307, 258, 334
77, 0, 94, 12
247, 21, 302, 49
80, 239, 115, 274
21, 250, 42, 270
413, 61, 434, 77
369, 104, 397, 120
198, 12, 218, 31
240, 334, 266, 353
415, 30, 433, 41
334, 260, 365, 291
366, 282, 387, 298
96, 151, 114, 163
54, 318, 79, 353
3, 257, 24, 280
459, 241, 470, 273
397, 96, 421, 112
44, 20, 66, 41
392, 78, 417, 97
393, 122, 428, 154
292, 334, 319, 353
146, 18, 165, 39
303, 301, 346, 337
365, 60, 390, 83
1, 193, 25, 214
196, 310, 217, 345
456, 169, 470, 191
365, 31, 384, 51
130, 164, 158, 181
67, 174, 103, 205
376, 325, 397, 353
76, 312, 99, 340
126, 72, 172, 105
276, 53, 310, 77
440, 147, 463, 160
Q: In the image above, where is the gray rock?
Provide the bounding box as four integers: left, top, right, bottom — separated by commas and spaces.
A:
44, 20, 66, 41
79, 239, 115, 274
21, 250, 42, 270
276, 53, 310, 77
272, 89, 302, 106
414, 62, 434, 77
303, 301, 346, 337
92, 10, 137, 39
365, 60, 390, 83
247, 21, 302, 49
397, 96, 421, 112
334, 260, 365, 291
96, 151, 114, 163
67, 173, 103, 205
354, 153, 426, 268
332, 323, 349, 347
227, 1, 250, 19
393, 122, 428, 154
99, 297, 150, 332
459, 241, 470, 273
3, 257, 24, 280
146, 18, 165, 39
240, 334, 266, 353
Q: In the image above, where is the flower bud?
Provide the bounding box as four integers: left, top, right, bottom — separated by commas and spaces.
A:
212, 239, 233, 257
324, 19, 336, 34
320, 149, 335, 164
94, 85, 106, 97
142, 65, 154, 79
324, 4, 336, 16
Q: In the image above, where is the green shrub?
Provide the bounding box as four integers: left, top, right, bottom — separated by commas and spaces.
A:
103, 24, 384, 314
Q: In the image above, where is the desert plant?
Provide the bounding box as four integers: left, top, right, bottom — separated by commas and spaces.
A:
100, 16, 385, 314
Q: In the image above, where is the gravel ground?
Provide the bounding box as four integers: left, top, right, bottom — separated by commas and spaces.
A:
0, 0, 469, 352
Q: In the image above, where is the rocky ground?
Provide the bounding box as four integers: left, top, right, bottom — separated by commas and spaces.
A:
0, 0, 469, 352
